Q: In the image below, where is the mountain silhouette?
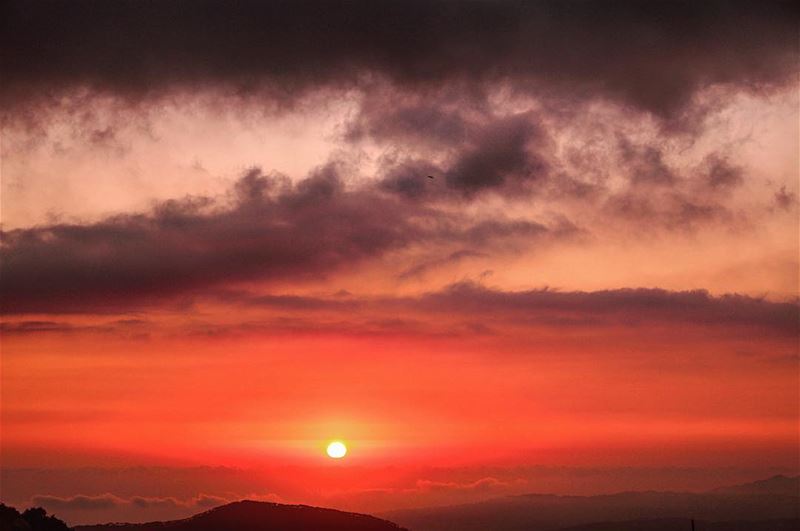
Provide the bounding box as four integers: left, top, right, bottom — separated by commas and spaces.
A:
558, 517, 799, 531
73, 501, 407, 531
384, 476, 800, 531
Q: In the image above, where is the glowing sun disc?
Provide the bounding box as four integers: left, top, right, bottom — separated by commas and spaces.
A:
326, 441, 347, 458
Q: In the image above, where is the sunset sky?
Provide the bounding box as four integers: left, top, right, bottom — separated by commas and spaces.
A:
1, 0, 798, 525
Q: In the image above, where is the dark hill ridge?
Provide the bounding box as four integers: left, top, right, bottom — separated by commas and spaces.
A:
73, 500, 408, 531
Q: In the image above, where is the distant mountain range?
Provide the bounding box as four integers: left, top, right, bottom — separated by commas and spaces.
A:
710, 474, 800, 496
559, 518, 798, 531
17, 475, 795, 531
383, 475, 800, 531
73, 501, 407, 531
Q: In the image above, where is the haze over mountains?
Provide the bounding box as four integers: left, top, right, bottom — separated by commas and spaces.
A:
558, 519, 798, 531
3, 475, 796, 531
383, 475, 800, 531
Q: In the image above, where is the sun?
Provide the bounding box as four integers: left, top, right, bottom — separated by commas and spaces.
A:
326, 441, 347, 459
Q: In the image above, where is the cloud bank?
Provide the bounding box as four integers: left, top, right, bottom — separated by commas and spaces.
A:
3, 0, 797, 120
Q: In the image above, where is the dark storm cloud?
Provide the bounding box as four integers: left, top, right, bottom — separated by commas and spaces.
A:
445, 112, 548, 194
370, 110, 550, 197
364, 102, 752, 203
0, 166, 566, 314
2, 0, 797, 119
0, 165, 419, 313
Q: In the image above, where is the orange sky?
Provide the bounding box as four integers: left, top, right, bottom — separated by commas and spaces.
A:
1, 1, 798, 525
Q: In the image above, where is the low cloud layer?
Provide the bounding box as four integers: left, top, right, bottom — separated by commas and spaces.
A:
4, 283, 796, 342
219, 282, 800, 339
31, 493, 229, 512
26, 493, 243, 526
